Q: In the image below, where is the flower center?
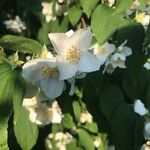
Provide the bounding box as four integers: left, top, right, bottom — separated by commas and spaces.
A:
65, 46, 81, 63
115, 58, 123, 64
135, 13, 145, 23
42, 66, 58, 79
98, 47, 106, 54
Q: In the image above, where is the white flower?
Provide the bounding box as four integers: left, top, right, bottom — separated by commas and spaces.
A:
22, 56, 64, 99
110, 53, 127, 69
141, 141, 150, 150
144, 62, 150, 70
41, 2, 56, 22
103, 41, 132, 73
135, 12, 150, 27
48, 28, 100, 80
144, 59, 150, 70
80, 111, 93, 123
23, 92, 63, 125
93, 42, 115, 65
144, 123, 150, 140
55, 132, 73, 150
4, 16, 26, 33
130, 0, 140, 10
50, 101, 62, 123
67, 71, 86, 96
134, 99, 148, 116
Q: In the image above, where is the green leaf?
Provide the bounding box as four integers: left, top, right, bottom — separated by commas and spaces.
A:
80, 0, 98, 18
68, 5, 82, 26
114, 0, 133, 14
134, 117, 145, 150
38, 23, 51, 45
145, 84, 150, 107
98, 134, 108, 150
0, 35, 42, 54
111, 103, 138, 150
143, 24, 150, 48
38, 17, 69, 45
52, 124, 63, 134
62, 113, 74, 129
78, 129, 94, 150
13, 76, 39, 150
72, 100, 81, 121
0, 63, 16, 149
67, 138, 77, 150
99, 84, 124, 121
91, 5, 129, 45
84, 122, 98, 133
122, 72, 137, 100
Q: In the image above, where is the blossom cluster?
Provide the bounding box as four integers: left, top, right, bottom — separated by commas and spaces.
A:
23, 89, 63, 125
20, 27, 133, 127
41, 0, 74, 22
22, 28, 132, 101
123, 0, 150, 29
46, 132, 73, 150
4, 16, 26, 33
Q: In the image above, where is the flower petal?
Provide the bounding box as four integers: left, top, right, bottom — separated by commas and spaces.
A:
144, 62, 150, 70
48, 33, 68, 54
22, 59, 43, 83
94, 42, 115, 65
40, 78, 64, 99
77, 52, 100, 72
65, 30, 74, 37
121, 46, 132, 57
70, 27, 92, 51
56, 56, 78, 80
134, 99, 148, 116
37, 58, 57, 68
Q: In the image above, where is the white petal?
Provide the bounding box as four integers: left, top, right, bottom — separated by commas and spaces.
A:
97, 55, 107, 65
22, 59, 43, 83
94, 42, 115, 65
56, 56, 78, 80
70, 27, 92, 51
77, 52, 100, 72
65, 30, 74, 37
144, 122, 150, 140
103, 60, 114, 74
40, 78, 64, 99
48, 33, 68, 54
37, 58, 57, 68
144, 62, 150, 70
51, 110, 62, 123
112, 53, 126, 61
29, 110, 38, 124
134, 99, 148, 116
121, 46, 132, 57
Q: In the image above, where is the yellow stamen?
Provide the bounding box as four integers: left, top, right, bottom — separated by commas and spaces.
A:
65, 46, 81, 63
42, 66, 58, 79
135, 12, 145, 23
98, 47, 106, 54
